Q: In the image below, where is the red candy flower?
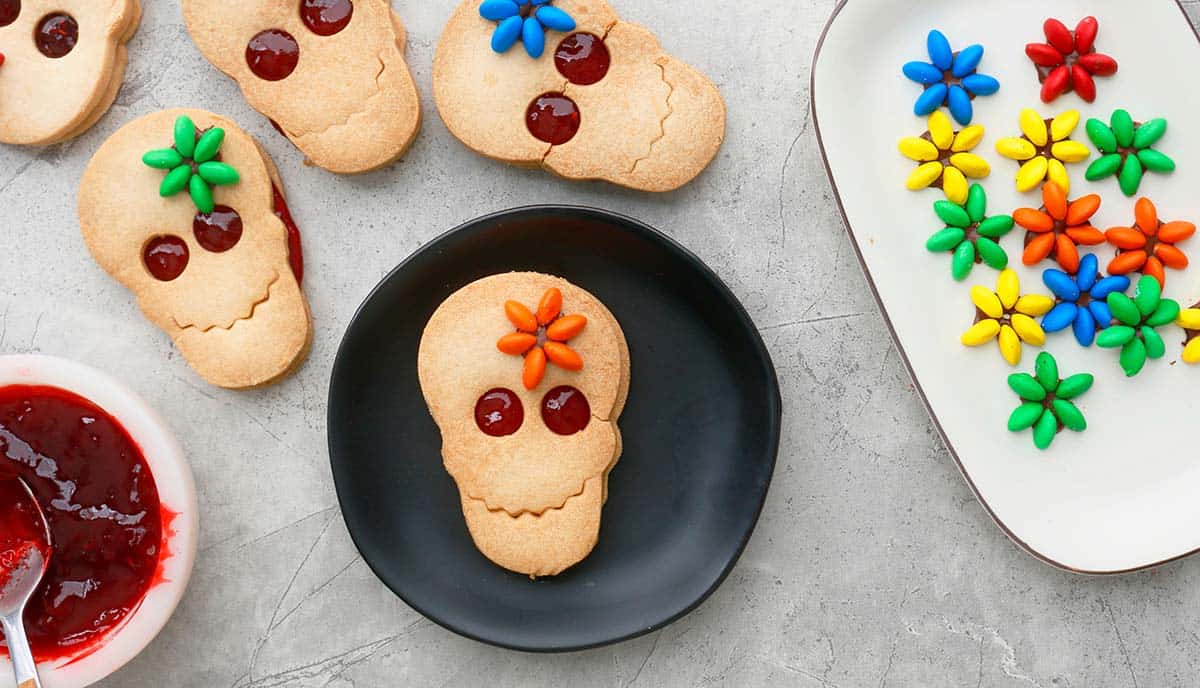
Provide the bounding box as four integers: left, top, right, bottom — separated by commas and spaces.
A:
1013, 181, 1104, 274
1026, 17, 1118, 103
1105, 197, 1195, 287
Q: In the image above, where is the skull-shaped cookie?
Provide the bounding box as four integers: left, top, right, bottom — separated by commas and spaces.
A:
181, 0, 420, 175
433, 0, 725, 192
418, 273, 630, 577
78, 109, 312, 389
0, 0, 140, 145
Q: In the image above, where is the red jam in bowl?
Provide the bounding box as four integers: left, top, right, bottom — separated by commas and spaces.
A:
0, 385, 163, 662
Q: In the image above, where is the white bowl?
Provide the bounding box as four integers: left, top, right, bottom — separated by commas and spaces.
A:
0, 354, 198, 688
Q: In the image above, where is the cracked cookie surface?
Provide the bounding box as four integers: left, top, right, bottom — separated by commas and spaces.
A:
433, 0, 725, 191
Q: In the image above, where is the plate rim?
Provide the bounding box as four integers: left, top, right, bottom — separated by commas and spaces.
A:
327, 203, 783, 651
810, 0, 1200, 575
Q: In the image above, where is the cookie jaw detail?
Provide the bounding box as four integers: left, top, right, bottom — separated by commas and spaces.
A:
0, 0, 141, 145
418, 272, 630, 576
433, 0, 725, 192
181, 0, 420, 175
78, 109, 312, 390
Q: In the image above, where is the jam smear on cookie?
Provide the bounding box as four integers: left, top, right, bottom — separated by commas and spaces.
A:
476, 388, 524, 437
526, 93, 580, 145
272, 186, 304, 284
246, 29, 300, 81
143, 235, 189, 282
301, 0, 353, 36
554, 33, 610, 86
541, 385, 590, 435
35, 13, 78, 58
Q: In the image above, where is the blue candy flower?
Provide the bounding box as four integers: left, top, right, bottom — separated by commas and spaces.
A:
1041, 254, 1130, 346
903, 30, 1000, 126
480, 0, 576, 58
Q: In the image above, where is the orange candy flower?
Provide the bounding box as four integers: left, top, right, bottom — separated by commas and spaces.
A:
1012, 181, 1104, 274
496, 288, 587, 389
1104, 197, 1195, 287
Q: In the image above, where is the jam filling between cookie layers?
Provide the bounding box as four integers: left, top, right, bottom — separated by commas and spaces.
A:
302, 0, 353, 37
473, 386, 591, 437
0, 0, 19, 28
523, 33, 612, 145
0, 385, 164, 663
35, 12, 77, 59
142, 188, 303, 284
246, 29, 300, 81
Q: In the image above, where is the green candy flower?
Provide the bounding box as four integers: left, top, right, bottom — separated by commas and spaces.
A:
142, 115, 240, 214
1094, 275, 1179, 376
925, 183, 1014, 281
1007, 351, 1093, 451
1084, 109, 1174, 197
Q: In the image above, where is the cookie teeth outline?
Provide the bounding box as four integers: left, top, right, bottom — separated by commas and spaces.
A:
281, 55, 389, 138
466, 472, 599, 519
170, 270, 280, 332
629, 57, 675, 174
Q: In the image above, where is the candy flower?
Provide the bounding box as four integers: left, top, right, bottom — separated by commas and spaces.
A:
1012, 181, 1104, 273
142, 115, 240, 214
902, 30, 1000, 125
1175, 304, 1200, 364
925, 184, 1012, 280
899, 111, 989, 204
1104, 197, 1194, 287
1007, 352, 1093, 450
1084, 110, 1175, 196
497, 287, 587, 389
480, 0, 575, 58
995, 109, 1089, 193
1041, 254, 1129, 347
961, 268, 1053, 366
1025, 17, 1118, 103
1095, 275, 1179, 377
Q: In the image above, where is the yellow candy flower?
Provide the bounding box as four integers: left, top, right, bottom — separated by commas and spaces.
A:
898, 111, 990, 205
1176, 306, 1200, 363
961, 268, 1054, 366
995, 108, 1090, 194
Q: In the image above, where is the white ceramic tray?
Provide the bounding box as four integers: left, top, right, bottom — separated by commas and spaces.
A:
814, 0, 1200, 573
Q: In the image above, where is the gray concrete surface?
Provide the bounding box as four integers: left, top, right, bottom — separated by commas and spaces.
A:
3, 0, 1200, 686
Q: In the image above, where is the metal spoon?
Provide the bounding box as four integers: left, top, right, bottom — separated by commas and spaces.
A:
0, 477, 51, 688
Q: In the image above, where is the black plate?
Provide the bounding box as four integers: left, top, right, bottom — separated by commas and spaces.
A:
328, 206, 781, 652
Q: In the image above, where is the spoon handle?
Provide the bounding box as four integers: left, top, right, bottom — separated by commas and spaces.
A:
0, 613, 40, 688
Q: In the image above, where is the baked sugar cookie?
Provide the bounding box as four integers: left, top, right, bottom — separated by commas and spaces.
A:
78, 109, 312, 389
418, 272, 630, 577
433, 0, 725, 192
181, 0, 421, 175
0, 0, 140, 145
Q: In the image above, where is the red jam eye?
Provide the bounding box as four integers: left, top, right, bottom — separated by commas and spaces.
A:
246, 29, 300, 81
143, 235, 189, 282
554, 33, 610, 86
0, 0, 20, 28
541, 386, 590, 436
35, 13, 77, 58
475, 388, 524, 437
301, 0, 353, 36
193, 206, 243, 253
526, 93, 580, 145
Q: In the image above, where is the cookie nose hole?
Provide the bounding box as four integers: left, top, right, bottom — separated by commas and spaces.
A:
476, 388, 524, 437
143, 235, 190, 282
194, 206, 243, 253
246, 29, 300, 81
554, 32, 610, 85
541, 386, 590, 435
35, 12, 77, 58
526, 93, 580, 145
0, 0, 20, 28
301, 0, 353, 36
